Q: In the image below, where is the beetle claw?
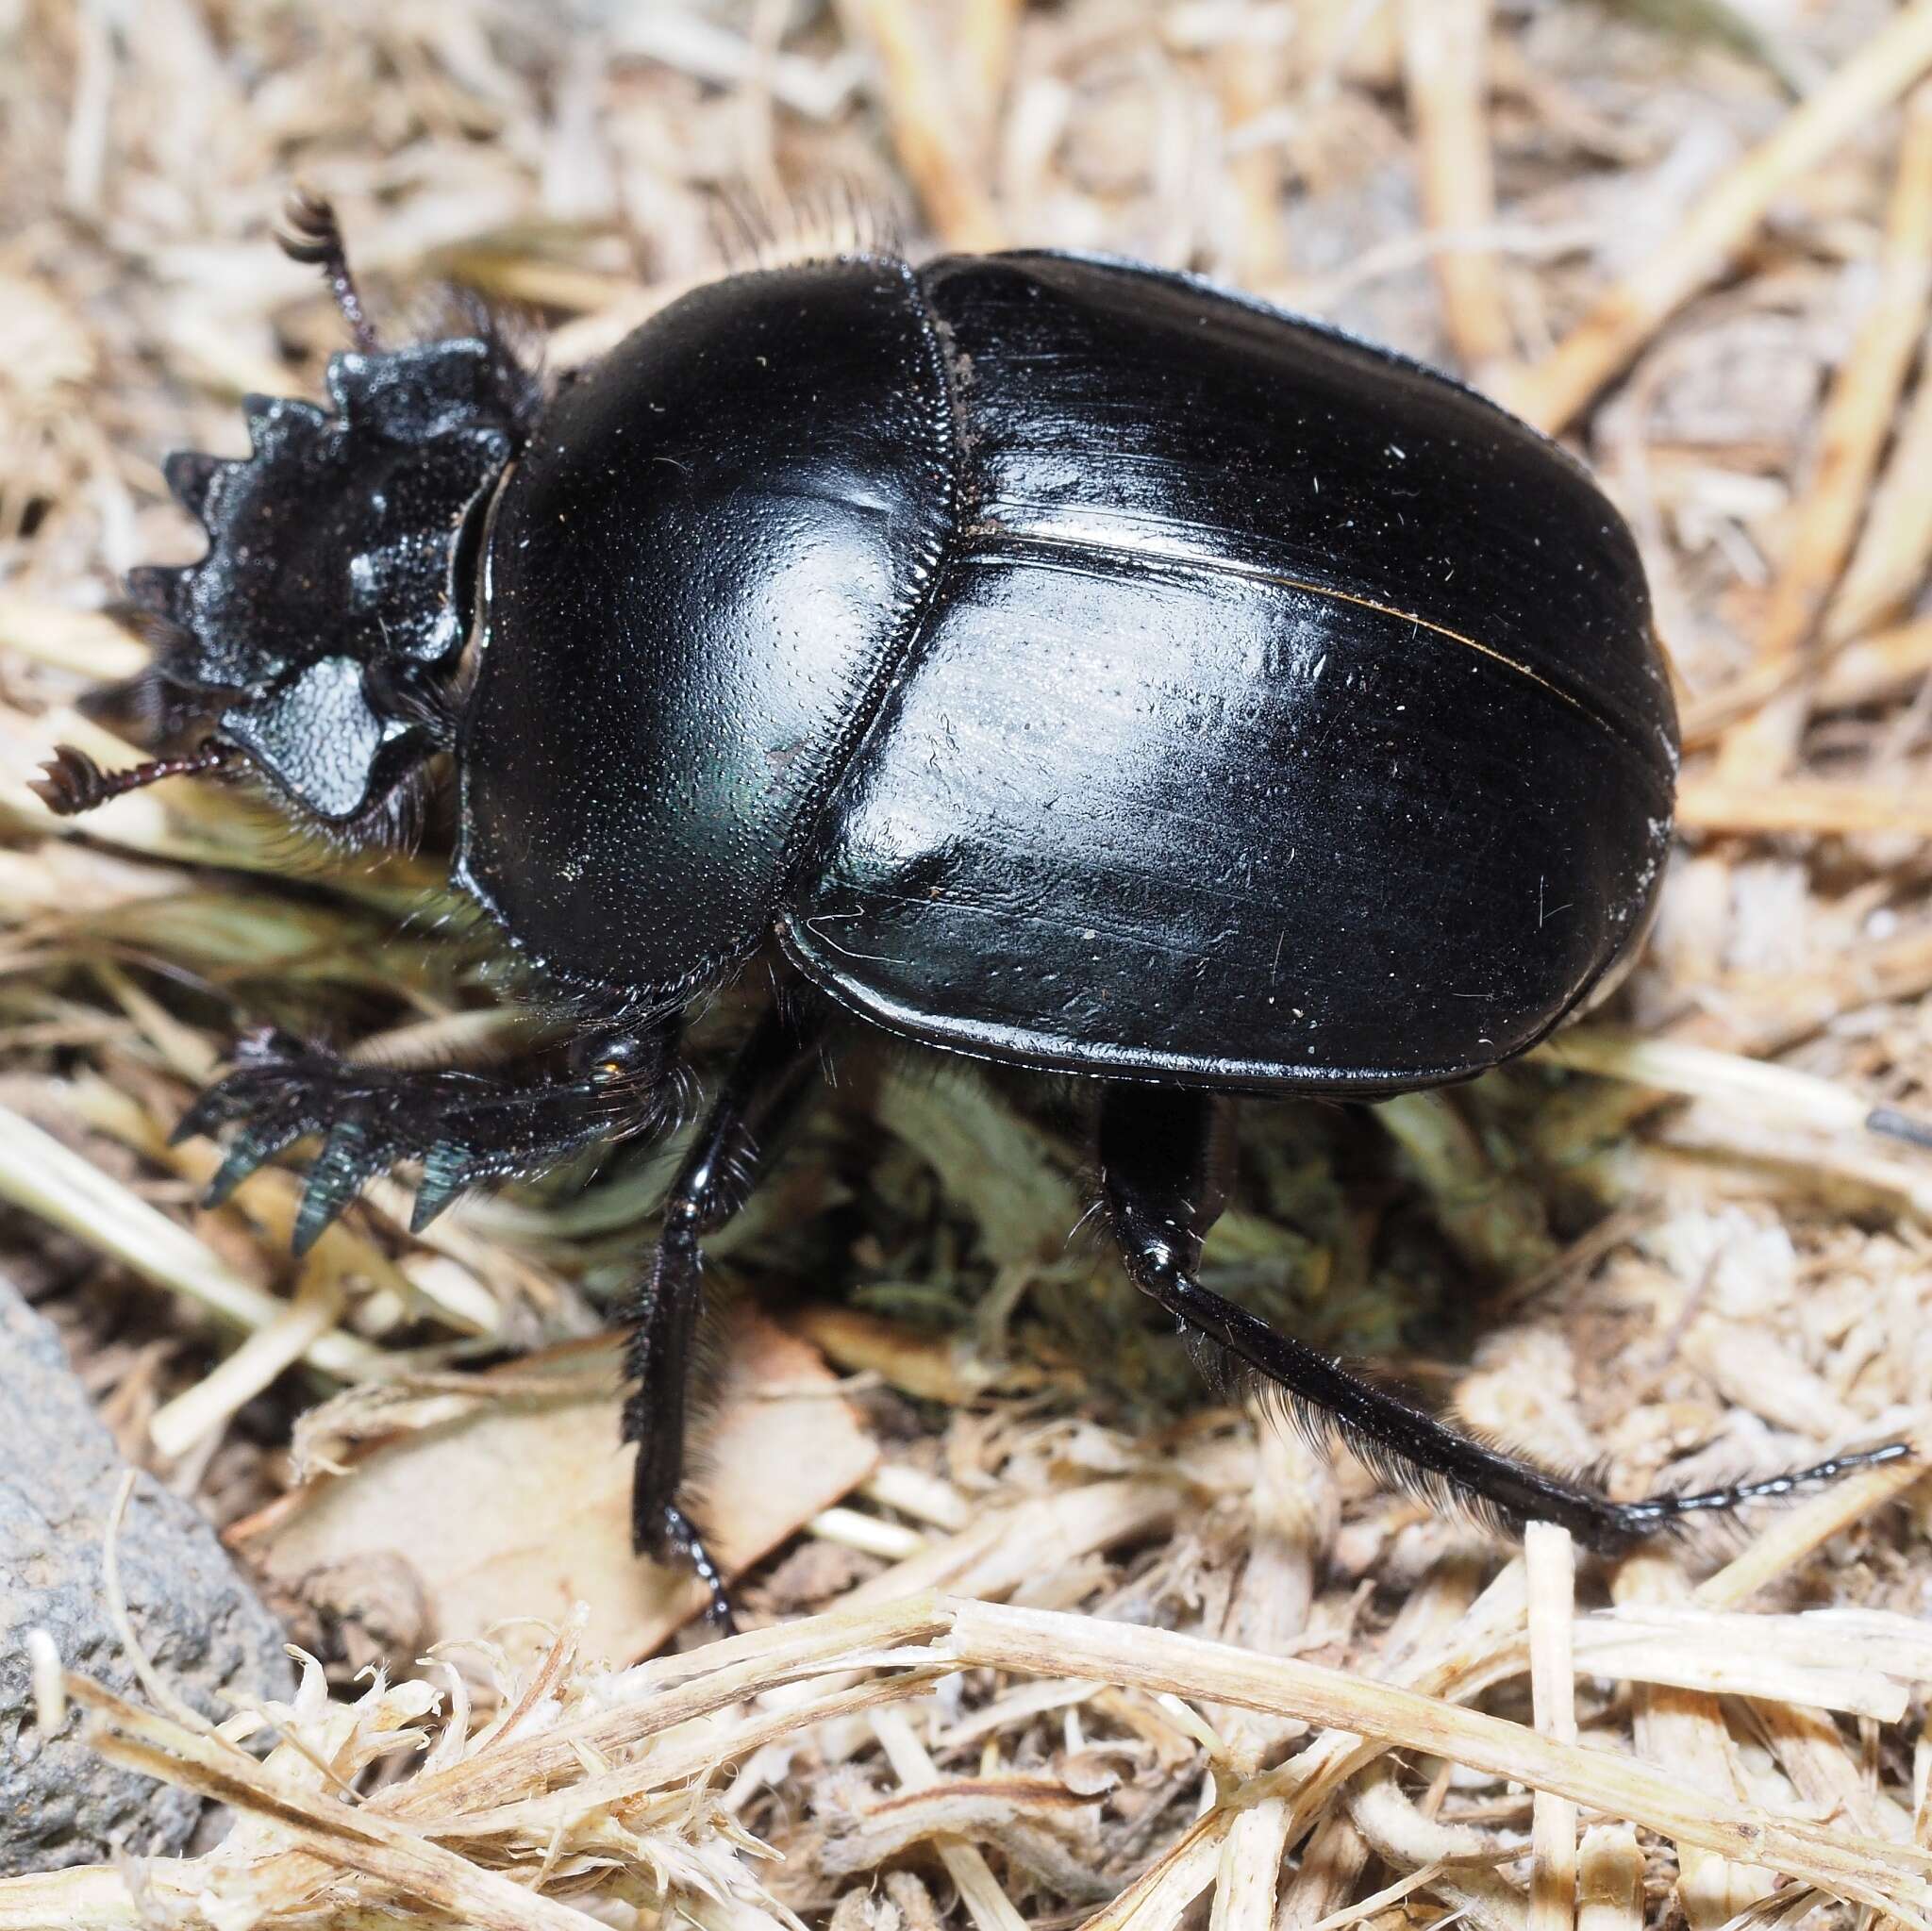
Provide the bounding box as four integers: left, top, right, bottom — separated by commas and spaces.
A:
176, 1032, 670, 1252
409, 1146, 475, 1232
293, 1120, 388, 1256
202, 1126, 300, 1209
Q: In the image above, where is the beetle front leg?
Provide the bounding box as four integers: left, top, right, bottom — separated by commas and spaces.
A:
624, 995, 830, 1629
1097, 1083, 1911, 1552
176, 1025, 674, 1253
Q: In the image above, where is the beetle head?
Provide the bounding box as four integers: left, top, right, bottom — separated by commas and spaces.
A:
38, 194, 540, 834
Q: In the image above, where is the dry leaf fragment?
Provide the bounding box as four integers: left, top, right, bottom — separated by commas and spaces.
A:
242, 1319, 879, 1664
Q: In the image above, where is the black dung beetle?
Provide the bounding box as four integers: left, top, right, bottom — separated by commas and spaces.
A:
40, 195, 1903, 1622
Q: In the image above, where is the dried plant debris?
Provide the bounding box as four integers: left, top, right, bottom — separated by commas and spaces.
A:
8, 1545, 1932, 1929
241, 1322, 881, 1668
7, 0, 1932, 1924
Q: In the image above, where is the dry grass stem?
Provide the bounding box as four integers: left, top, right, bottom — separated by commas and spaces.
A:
1614, 1555, 1773, 1930
1079, 1811, 1229, 1931
1526, 1525, 1579, 1931
1674, 775, 1932, 837
1402, 0, 1510, 370
1575, 1826, 1645, 1931
1278, 1813, 1374, 1931
0, 1099, 381, 1380
1716, 85, 1932, 780
831, 0, 1005, 251
1538, 1024, 1909, 1140
871, 1707, 1031, 1931
148, 1270, 348, 1457
1679, 615, 1932, 747
1302, 1856, 1456, 1931
1506, 0, 1932, 433
944, 1600, 1932, 1924
1830, 93, 1932, 645
1829, 329, 1932, 643
5, 1512, 1928, 1929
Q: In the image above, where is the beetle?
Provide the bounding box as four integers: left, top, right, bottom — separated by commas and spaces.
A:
39, 196, 1902, 1622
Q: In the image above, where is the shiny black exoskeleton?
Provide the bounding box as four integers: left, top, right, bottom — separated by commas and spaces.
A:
42, 198, 1901, 1622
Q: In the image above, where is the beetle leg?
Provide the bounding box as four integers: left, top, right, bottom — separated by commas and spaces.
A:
1097, 1084, 1911, 1553
175, 1025, 674, 1252
623, 995, 830, 1630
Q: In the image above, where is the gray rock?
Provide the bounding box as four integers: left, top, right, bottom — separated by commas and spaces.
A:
0, 1275, 291, 1872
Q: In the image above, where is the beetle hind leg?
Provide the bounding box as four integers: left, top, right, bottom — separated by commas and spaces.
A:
176, 1025, 673, 1253
623, 995, 829, 1630
1097, 1083, 1912, 1553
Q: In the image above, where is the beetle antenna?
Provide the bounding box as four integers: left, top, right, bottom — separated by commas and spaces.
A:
278, 189, 379, 353
30, 740, 235, 817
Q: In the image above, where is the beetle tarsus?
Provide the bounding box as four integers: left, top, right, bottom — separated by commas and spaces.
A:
653, 1504, 737, 1634
1097, 1081, 1909, 1553
623, 997, 828, 1624
1599, 1440, 1915, 1540
175, 1026, 669, 1246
